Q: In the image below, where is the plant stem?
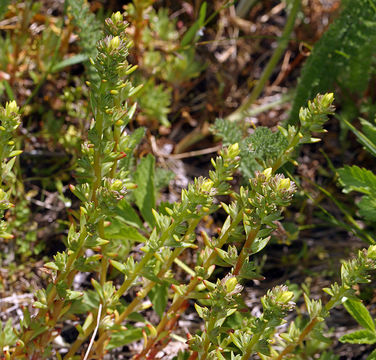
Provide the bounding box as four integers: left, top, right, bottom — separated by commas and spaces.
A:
226, 0, 300, 123
274, 317, 319, 360
241, 325, 267, 360
136, 212, 243, 358
274, 287, 346, 359
233, 226, 260, 275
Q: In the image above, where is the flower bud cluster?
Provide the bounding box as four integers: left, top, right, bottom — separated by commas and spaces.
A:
244, 171, 296, 225
261, 285, 295, 321
105, 12, 128, 37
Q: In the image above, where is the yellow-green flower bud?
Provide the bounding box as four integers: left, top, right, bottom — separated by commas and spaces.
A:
368, 245, 376, 259
263, 168, 272, 180
110, 180, 123, 192
109, 36, 120, 50
6, 100, 19, 114
322, 92, 334, 108
276, 290, 294, 304
278, 178, 291, 191
113, 11, 122, 24
228, 143, 240, 157
225, 277, 238, 293
201, 179, 214, 192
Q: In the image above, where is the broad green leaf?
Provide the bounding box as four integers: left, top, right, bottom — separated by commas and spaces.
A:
343, 299, 375, 331
106, 327, 143, 350
133, 154, 156, 227
338, 165, 376, 195
368, 349, 376, 360
339, 329, 376, 344
149, 283, 169, 318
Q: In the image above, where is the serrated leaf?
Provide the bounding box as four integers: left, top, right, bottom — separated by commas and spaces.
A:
247, 127, 288, 168
133, 154, 156, 227
358, 196, 376, 222
339, 329, 376, 344
149, 283, 169, 318
343, 299, 375, 331
338, 165, 376, 195
140, 267, 162, 283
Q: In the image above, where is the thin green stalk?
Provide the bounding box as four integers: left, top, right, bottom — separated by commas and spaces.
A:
226, 0, 300, 123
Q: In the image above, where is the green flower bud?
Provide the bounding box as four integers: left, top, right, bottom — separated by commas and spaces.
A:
278, 178, 291, 191
368, 245, 376, 259
276, 290, 294, 304
201, 179, 214, 193
263, 168, 272, 180
225, 277, 238, 293
228, 143, 240, 157
321, 92, 334, 108
110, 180, 123, 192
109, 36, 120, 50
6, 100, 19, 115
113, 11, 123, 24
